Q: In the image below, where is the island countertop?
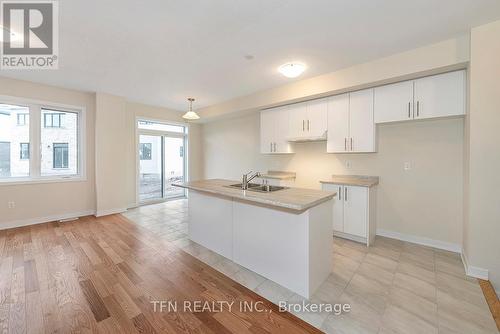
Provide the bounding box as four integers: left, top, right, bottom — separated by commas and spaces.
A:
174, 179, 336, 212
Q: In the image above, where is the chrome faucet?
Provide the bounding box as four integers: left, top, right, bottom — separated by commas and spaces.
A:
241, 171, 261, 190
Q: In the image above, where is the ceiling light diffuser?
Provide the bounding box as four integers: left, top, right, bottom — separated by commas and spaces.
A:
278, 62, 306, 78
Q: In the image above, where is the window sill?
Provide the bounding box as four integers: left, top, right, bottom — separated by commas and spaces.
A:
0, 175, 87, 186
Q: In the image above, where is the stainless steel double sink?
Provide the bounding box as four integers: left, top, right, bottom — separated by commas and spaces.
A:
226, 183, 288, 193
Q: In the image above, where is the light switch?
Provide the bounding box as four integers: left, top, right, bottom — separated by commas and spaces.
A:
345, 160, 352, 169
404, 162, 411, 171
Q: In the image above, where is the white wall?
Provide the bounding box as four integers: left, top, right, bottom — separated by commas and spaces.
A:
202, 113, 464, 246
95, 93, 129, 215
464, 19, 500, 293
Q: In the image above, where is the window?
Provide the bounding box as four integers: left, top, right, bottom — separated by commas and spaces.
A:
0, 103, 30, 178
0, 98, 83, 182
44, 112, 64, 128
139, 143, 152, 160
53, 143, 69, 168
41, 109, 78, 176
138, 120, 186, 133
20, 143, 29, 160
17, 113, 29, 126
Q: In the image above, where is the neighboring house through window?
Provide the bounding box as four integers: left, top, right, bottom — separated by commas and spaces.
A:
20, 143, 29, 160
140, 143, 152, 160
17, 113, 29, 126
44, 113, 64, 128
53, 143, 69, 168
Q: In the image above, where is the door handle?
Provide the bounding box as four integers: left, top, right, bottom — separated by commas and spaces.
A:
344, 187, 348, 201
408, 102, 411, 118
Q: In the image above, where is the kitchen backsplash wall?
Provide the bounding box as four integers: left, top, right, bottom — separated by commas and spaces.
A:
201, 112, 464, 246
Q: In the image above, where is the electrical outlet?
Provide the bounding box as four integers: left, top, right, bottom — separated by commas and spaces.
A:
8, 201, 15, 209
345, 160, 352, 169
404, 162, 411, 171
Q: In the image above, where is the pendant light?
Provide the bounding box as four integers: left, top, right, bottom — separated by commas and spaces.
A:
182, 98, 200, 120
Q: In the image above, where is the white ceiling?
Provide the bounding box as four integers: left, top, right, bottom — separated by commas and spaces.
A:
2, 0, 500, 111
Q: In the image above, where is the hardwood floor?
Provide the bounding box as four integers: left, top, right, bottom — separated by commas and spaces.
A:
479, 279, 500, 331
0, 213, 321, 333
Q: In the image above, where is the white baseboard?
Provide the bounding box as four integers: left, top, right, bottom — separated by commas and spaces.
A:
376, 229, 462, 253
461, 252, 489, 280
0, 209, 96, 231
95, 208, 127, 217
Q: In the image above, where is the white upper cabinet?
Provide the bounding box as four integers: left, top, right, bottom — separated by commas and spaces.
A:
349, 89, 375, 152
327, 89, 376, 153
306, 99, 328, 139
288, 102, 307, 139
260, 109, 275, 154
374, 70, 465, 123
374, 80, 414, 123
288, 99, 327, 141
413, 70, 466, 120
326, 94, 349, 152
260, 107, 293, 154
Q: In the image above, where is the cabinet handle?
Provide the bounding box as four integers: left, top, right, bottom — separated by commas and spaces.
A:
273, 143, 276, 152
302, 120, 305, 131
344, 138, 347, 151
307, 120, 310, 131
270, 142, 273, 152
417, 101, 420, 117
344, 187, 348, 201
338, 186, 342, 200
408, 102, 411, 118
350, 138, 353, 151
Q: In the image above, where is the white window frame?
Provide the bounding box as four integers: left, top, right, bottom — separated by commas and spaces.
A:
0, 95, 86, 185
135, 117, 189, 206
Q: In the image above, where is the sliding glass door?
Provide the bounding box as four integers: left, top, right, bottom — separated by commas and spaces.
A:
139, 135, 163, 201
164, 137, 185, 199
137, 120, 187, 203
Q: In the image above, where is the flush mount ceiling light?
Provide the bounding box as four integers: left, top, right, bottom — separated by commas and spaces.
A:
182, 97, 200, 120
278, 62, 306, 78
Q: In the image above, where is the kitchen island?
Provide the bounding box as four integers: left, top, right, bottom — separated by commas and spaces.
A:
174, 179, 336, 298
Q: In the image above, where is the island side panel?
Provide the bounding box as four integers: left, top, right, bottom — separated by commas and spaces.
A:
232, 200, 310, 298
308, 199, 333, 295
188, 190, 233, 259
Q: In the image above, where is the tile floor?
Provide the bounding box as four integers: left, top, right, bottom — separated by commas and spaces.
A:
123, 199, 498, 334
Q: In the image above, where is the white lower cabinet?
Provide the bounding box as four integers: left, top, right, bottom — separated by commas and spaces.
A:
322, 183, 376, 246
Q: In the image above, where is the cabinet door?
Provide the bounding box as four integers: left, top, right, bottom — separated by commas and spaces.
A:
349, 89, 375, 152
374, 80, 414, 123
306, 98, 328, 138
274, 106, 293, 153
288, 102, 307, 140
343, 186, 368, 238
414, 70, 465, 120
322, 184, 344, 232
260, 110, 274, 153
327, 94, 349, 153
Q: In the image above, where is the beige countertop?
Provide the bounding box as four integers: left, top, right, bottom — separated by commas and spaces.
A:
258, 171, 296, 180
320, 175, 379, 187
174, 179, 336, 212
